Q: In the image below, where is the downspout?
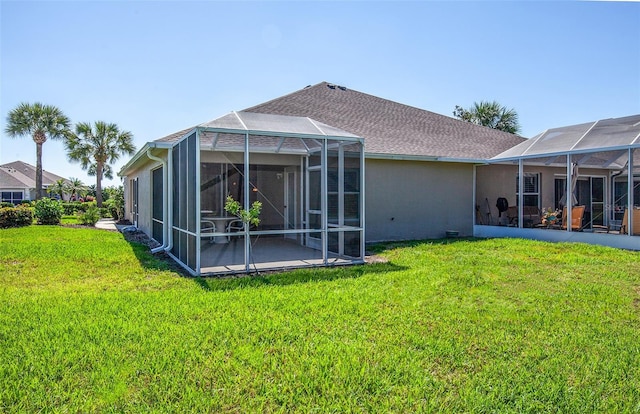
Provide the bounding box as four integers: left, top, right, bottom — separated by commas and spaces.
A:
146, 148, 169, 254
164, 145, 173, 253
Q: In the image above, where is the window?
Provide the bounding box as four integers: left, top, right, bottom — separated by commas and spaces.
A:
1, 191, 23, 205
516, 173, 540, 207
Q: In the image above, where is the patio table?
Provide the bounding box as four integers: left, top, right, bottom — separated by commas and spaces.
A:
202, 215, 236, 243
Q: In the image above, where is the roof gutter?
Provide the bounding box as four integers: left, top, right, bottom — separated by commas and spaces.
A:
365, 152, 484, 164
119, 142, 173, 177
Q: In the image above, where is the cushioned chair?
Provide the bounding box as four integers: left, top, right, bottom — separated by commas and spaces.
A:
620, 207, 640, 235
561, 206, 586, 231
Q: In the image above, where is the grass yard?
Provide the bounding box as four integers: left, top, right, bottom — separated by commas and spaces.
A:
1, 226, 640, 412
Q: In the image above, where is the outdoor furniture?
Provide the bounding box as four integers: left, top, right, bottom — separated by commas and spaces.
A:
505, 206, 518, 226
620, 207, 640, 235
201, 220, 216, 243
227, 219, 244, 234
204, 216, 236, 243
505, 206, 541, 227
561, 206, 586, 231
607, 220, 623, 233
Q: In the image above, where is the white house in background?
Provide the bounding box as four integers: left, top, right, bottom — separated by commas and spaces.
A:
0, 160, 69, 204
120, 82, 524, 276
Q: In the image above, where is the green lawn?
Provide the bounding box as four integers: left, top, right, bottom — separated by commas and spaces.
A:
1, 226, 639, 412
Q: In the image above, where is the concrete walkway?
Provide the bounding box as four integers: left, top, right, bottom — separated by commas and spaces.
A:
95, 218, 132, 232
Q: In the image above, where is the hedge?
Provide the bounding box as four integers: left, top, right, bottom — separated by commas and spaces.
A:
0, 206, 33, 228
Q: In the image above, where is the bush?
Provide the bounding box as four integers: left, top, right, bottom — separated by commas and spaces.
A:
99, 207, 110, 218
34, 198, 63, 225
61, 202, 83, 215
79, 201, 94, 212
78, 205, 101, 226
0, 202, 14, 208
0, 206, 33, 228
104, 186, 124, 221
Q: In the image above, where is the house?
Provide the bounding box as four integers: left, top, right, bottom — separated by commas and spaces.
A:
120, 82, 525, 276
0, 161, 69, 204
475, 114, 640, 251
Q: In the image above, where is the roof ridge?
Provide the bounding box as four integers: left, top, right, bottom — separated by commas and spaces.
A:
246, 82, 522, 139
244, 81, 329, 112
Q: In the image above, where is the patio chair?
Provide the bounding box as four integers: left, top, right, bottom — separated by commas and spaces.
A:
226, 219, 245, 241
505, 206, 518, 226
561, 206, 585, 231
201, 220, 216, 243
607, 219, 622, 234
620, 207, 640, 235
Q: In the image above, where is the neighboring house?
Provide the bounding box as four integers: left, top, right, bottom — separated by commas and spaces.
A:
0, 161, 69, 204
120, 82, 524, 275
475, 114, 640, 251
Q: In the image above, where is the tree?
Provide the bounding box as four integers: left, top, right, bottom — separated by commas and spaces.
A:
67, 177, 87, 201
65, 121, 135, 207
49, 179, 67, 200
5, 103, 71, 199
453, 101, 521, 134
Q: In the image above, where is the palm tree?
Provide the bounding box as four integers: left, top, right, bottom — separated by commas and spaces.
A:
65, 121, 135, 207
5, 103, 71, 199
453, 101, 521, 134
67, 177, 87, 201
49, 179, 68, 200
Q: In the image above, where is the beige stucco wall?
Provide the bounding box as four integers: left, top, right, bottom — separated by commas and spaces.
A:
476, 163, 610, 225
365, 159, 474, 241
123, 152, 476, 243
122, 157, 163, 237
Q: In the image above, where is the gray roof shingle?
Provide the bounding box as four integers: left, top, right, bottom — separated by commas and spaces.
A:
0, 161, 68, 189
245, 82, 526, 160
155, 81, 526, 160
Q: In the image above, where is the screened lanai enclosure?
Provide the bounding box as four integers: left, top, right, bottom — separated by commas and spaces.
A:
166, 112, 365, 275
475, 115, 640, 250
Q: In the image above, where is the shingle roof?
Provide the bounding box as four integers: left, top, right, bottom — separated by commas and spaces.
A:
155, 127, 195, 144
0, 161, 68, 189
154, 81, 526, 160
245, 82, 526, 160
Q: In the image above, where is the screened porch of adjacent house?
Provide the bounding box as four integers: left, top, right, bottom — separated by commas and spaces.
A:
474, 115, 640, 250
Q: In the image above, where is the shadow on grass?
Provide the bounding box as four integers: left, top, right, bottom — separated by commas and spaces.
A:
123, 237, 193, 277
366, 237, 487, 255
193, 261, 407, 292
119, 228, 483, 291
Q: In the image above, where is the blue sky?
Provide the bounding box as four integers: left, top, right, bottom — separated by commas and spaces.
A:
1, 1, 639, 187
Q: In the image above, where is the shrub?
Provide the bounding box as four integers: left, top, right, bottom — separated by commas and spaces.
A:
34, 198, 63, 225
98, 207, 110, 218
0, 206, 33, 228
104, 186, 124, 221
61, 202, 83, 215
0, 202, 14, 208
78, 205, 101, 226
78, 201, 94, 212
